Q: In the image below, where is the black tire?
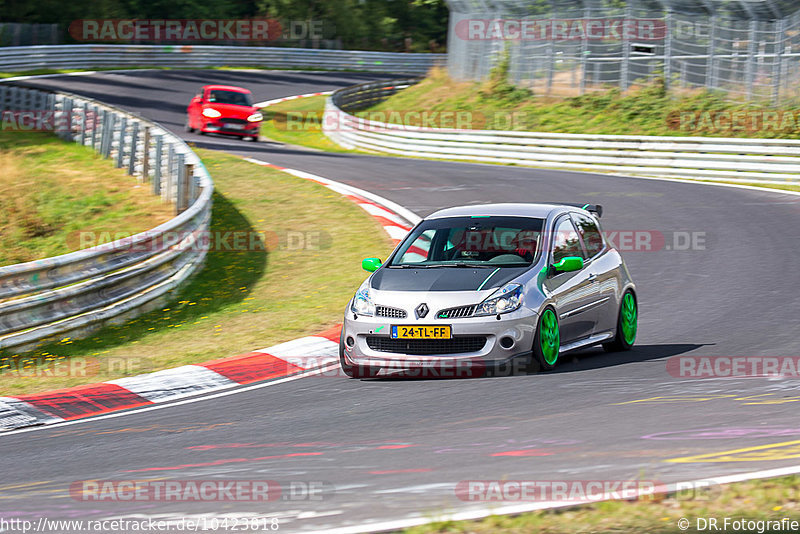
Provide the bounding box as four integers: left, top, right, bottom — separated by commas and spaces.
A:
249, 135, 259, 142
185, 119, 195, 133
339, 335, 379, 379
531, 307, 561, 371
603, 290, 637, 352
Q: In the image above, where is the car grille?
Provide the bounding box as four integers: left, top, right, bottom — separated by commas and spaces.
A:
436, 305, 477, 319
366, 336, 487, 355
375, 305, 407, 319
221, 118, 247, 124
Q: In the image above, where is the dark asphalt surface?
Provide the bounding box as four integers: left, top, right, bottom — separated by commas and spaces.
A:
3, 69, 800, 533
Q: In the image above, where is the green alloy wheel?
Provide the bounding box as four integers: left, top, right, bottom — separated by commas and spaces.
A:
604, 290, 637, 352
533, 307, 561, 371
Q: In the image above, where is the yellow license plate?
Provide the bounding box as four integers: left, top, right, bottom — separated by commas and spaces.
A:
391, 325, 451, 339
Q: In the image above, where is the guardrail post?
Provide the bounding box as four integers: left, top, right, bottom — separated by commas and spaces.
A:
90, 106, 99, 150
0, 85, 7, 110
190, 168, 198, 203
9, 86, 19, 110
165, 145, 175, 203
127, 121, 139, 176
100, 111, 112, 158
46, 93, 55, 116
175, 155, 187, 214
153, 135, 163, 195
61, 97, 73, 141
141, 127, 150, 183
116, 116, 127, 168
79, 102, 88, 145
177, 162, 193, 214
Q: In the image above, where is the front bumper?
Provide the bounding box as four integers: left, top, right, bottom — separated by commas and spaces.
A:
201, 119, 260, 136
341, 305, 538, 370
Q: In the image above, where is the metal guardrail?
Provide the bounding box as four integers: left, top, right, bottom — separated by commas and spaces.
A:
0, 45, 445, 74
325, 79, 800, 184
0, 84, 213, 352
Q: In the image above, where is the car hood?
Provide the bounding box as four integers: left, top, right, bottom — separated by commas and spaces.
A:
370, 266, 528, 292
204, 103, 257, 118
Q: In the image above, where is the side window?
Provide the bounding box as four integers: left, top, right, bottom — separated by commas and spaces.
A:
572, 213, 604, 258
551, 217, 585, 264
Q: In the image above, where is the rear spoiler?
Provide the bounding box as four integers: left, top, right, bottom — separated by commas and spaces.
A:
548, 203, 603, 218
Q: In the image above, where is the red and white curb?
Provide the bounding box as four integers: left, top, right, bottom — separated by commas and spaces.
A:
0, 162, 420, 432
254, 91, 333, 108
0, 327, 341, 431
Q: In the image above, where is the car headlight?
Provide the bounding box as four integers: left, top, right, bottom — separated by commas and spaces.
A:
202, 108, 221, 118
247, 112, 263, 122
350, 286, 375, 317
474, 283, 523, 316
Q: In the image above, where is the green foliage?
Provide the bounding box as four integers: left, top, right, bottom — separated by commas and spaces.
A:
0, 0, 449, 51
371, 70, 800, 139
480, 50, 533, 105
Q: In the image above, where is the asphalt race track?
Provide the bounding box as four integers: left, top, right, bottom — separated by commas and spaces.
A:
3, 70, 800, 532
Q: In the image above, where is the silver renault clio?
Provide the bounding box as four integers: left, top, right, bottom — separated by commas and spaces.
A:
340, 203, 637, 378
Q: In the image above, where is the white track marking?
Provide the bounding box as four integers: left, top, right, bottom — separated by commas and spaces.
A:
311, 464, 800, 534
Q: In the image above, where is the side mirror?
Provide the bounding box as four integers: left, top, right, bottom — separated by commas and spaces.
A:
362, 257, 382, 272
553, 256, 584, 273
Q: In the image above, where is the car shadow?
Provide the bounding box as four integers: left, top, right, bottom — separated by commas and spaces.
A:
365, 343, 708, 381
545, 343, 709, 374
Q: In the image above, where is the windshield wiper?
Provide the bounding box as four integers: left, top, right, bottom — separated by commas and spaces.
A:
392, 262, 494, 269
389, 264, 432, 268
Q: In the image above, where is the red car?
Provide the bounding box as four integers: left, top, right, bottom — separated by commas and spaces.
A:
186, 85, 262, 141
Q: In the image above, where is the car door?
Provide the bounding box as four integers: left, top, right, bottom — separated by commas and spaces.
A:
542, 215, 597, 343
572, 212, 619, 336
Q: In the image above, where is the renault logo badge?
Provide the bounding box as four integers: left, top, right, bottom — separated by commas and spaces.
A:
415, 303, 429, 319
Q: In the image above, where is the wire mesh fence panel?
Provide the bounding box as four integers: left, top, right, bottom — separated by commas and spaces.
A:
445, 0, 800, 103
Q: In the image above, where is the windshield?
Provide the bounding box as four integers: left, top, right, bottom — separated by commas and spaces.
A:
389, 216, 544, 268
207, 90, 253, 107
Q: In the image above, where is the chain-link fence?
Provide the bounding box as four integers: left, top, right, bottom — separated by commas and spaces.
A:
445, 0, 800, 102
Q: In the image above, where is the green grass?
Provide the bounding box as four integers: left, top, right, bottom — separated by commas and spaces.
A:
0, 131, 174, 266
369, 66, 800, 139
0, 148, 394, 395
406, 475, 800, 533
259, 95, 356, 152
